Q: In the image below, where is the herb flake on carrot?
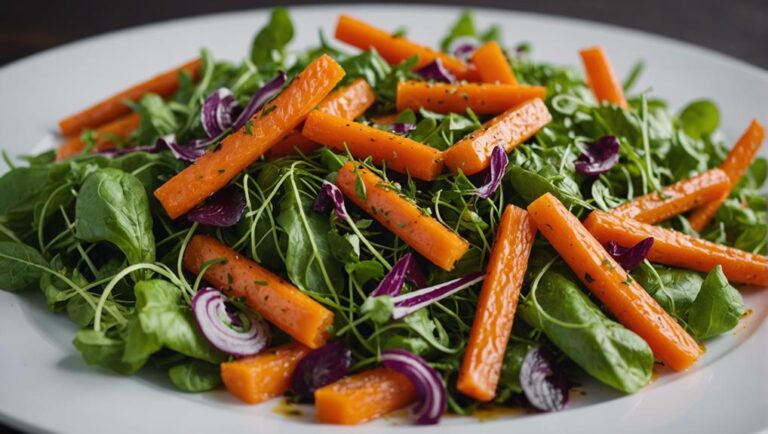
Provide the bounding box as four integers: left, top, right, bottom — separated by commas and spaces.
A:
336, 162, 469, 271
154, 54, 345, 219
528, 193, 702, 371
457, 205, 536, 401
579, 46, 628, 109
183, 235, 335, 348
396, 81, 546, 115
584, 210, 768, 287
221, 343, 310, 404
443, 98, 551, 175
470, 41, 518, 85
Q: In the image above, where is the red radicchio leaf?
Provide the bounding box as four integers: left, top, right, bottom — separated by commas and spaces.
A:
186, 186, 246, 227
290, 342, 351, 402
574, 136, 620, 176
604, 237, 654, 271
312, 180, 348, 219
475, 145, 509, 199
416, 59, 457, 83
520, 346, 570, 412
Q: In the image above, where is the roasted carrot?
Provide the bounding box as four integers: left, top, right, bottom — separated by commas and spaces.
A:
315, 367, 416, 425
183, 235, 335, 348
335, 15, 471, 79
302, 111, 444, 181
56, 112, 141, 160
584, 210, 768, 287
528, 193, 702, 371
688, 119, 766, 231
470, 41, 518, 85
266, 78, 376, 159
371, 113, 400, 125
611, 168, 731, 224
579, 46, 628, 109
221, 343, 310, 404
457, 205, 536, 401
336, 162, 469, 270
443, 98, 551, 175
396, 81, 546, 115
154, 54, 344, 219
58, 58, 202, 137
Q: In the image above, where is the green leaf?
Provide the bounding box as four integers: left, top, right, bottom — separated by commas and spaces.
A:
507, 165, 586, 208
121, 314, 161, 368
678, 99, 719, 139
0, 241, 48, 291
135, 279, 224, 363
0, 166, 50, 215
67, 295, 95, 326
168, 361, 222, 392
250, 8, 294, 66
494, 341, 534, 402
346, 260, 384, 286
73, 328, 144, 375
633, 263, 704, 320
439, 10, 477, 52
686, 265, 744, 340
519, 272, 653, 393
75, 168, 155, 276
360, 296, 394, 324
129, 94, 178, 146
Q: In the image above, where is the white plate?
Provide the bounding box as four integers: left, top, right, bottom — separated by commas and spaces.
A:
0, 4, 766, 434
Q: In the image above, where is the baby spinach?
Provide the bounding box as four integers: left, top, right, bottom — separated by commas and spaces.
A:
168, 361, 222, 392
519, 272, 653, 393
679, 99, 719, 139
73, 328, 145, 375
250, 8, 294, 67
633, 263, 704, 320
686, 266, 745, 340
0, 241, 48, 291
75, 168, 155, 274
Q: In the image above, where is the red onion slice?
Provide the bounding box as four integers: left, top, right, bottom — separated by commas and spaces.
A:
191, 287, 269, 357
475, 145, 509, 199
381, 349, 446, 425
575, 136, 620, 176
186, 186, 246, 227
520, 346, 570, 412
232, 71, 287, 130
370, 253, 418, 298
312, 181, 348, 219
416, 59, 457, 83
201, 88, 241, 138
391, 273, 484, 320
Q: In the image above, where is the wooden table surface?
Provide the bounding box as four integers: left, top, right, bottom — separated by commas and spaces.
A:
0, 0, 765, 433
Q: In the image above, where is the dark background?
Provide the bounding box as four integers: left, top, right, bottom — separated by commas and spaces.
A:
0, 1, 765, 433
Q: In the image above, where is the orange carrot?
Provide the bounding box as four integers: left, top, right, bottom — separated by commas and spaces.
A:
396, 81, 546, 115
315, 367, 416, 425
58, 58, 202, 137
611, 168, 731, 224
584, 210, 768, 287
688, 119, 766, 231
457, 205, 536, 401
470, 41, 518, 85
266, 78, 376, 159
221, 343, 310, 404
528, 193, 702, 371
335, 15, 471, 79
154, 54, 344, 219
579, 46, 628, 109
443, 98, 551, 175
56, 112, 141, 160
183, 235, 335, 348
336, 162, 469, 270
302, 111, 444, 181
371, 113, 400, 125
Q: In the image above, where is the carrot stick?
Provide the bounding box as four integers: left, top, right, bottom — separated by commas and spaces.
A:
183, 235, 335, 348
579, 46, 628, 109
443, 98, 551, 175
221, 343, 310, 404
336, 162, 469, 270
266, 78, 376, 159
302, 111, 444, 181
611, 168, 731, 224
315, 367, 416, 425
528, 193, 702, 371
56, 112, 141, 160
688, 119, 766, 231
584, 210, 768, 287
154, 54, 345, 219
470, 41, 518, 85
457, 205, 536, 401
396, 81, 546, 115
334, 15, 471, 79
371, 113, 400, 125
58, 58, 202, 137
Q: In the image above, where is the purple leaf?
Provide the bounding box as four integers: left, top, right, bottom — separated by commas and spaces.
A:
520, 346, 569, 412
163, 136, 212, 162
391, 273, 484, 320
416, 59, 457, 84
604, 237, 654, 271
232, 71, 287, 130
392, 123, 417, 135
574, 136, 620, 176
381, 349, 446, 425
448, 36, 479, 61
186, 186, 247, 227
371, 253, 418, 298
291, 342, 351, 402
201, 88, 241, 138
475, 145, 508, 199
313, 181, 348, 219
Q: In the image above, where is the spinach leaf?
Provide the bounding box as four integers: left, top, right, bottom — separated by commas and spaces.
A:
121, 314, 161, 368
75, 168, 155, 273
129, 94, 178, 146
73, 328, 144, 375
135, 279, 223, 363
678, 99, 719, 139
439, 10, 477, 52
686, 266, 744, 340
168, 360, 222, 392
0, 241, 48, 291
519, 272, 653, 393
250, 8, 294, 67
0, 166, 50, 215
633, 263, 704, 320
507, 165, 586, 208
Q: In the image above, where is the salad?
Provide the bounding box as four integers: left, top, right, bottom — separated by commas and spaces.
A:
0, 8, 766, 426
